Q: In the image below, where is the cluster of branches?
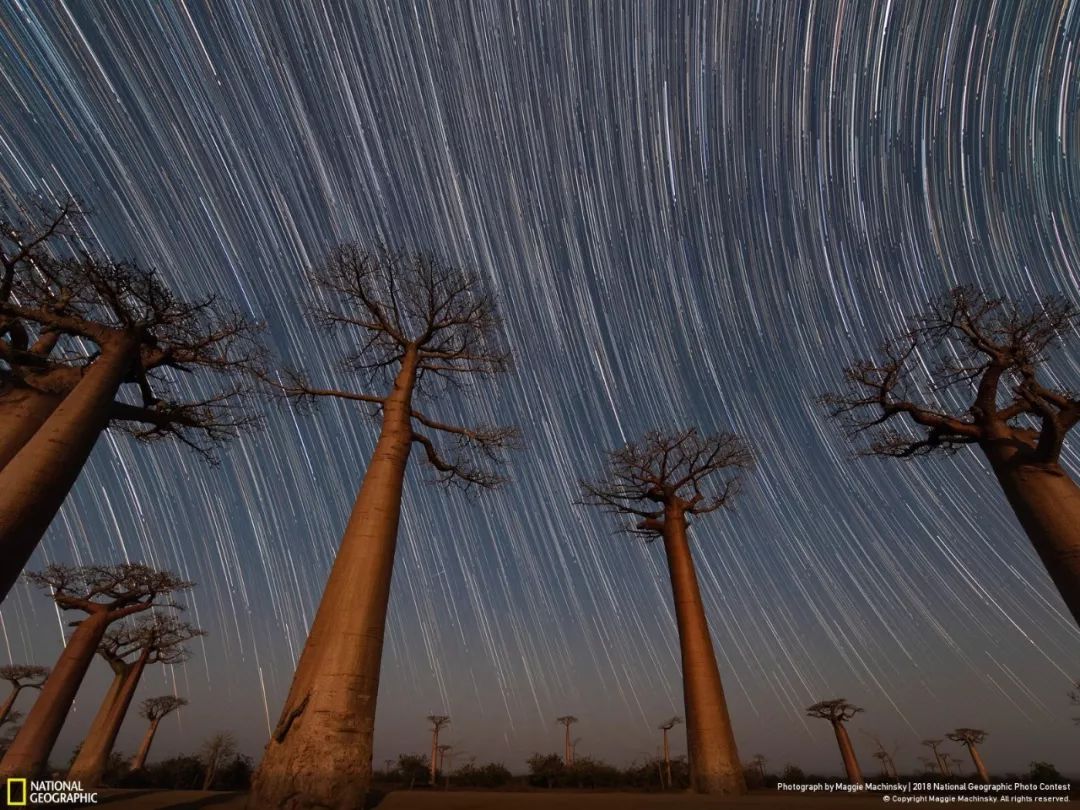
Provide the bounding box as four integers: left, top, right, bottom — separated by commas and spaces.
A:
579, 428, 753, 537
806, 699, 863, 724
101, 614, 205, 667
1, 198, 264, 459
274, 243, 518, 488
26, 563, 193, 621
822, 286, 1079, 461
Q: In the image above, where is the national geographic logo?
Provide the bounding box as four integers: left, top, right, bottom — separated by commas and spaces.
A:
5, 779, 98, 805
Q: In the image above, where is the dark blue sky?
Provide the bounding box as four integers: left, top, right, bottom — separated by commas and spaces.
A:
0, 0, 1078, 776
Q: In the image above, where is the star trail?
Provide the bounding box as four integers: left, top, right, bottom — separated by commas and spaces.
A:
0, 0, 1078, 775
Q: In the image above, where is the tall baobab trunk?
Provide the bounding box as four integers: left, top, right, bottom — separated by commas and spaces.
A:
249, 352, 419, 809
983, 442, 1080, 626
831, 720, 863, 785
0, 338, 138, 601
0, 611, 110, 778
0, 386, 60, 471
130, 717, 161, 771
0, 685, 27, 727
68, 650, 149, 786
662, 728, 672, 788
964, 743, 989, 783
563, 724, 571, 767
429, 731, 439, 785
662, 510, 745, 795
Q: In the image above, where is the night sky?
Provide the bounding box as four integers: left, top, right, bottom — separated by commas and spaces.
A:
1, 0, 1078, 777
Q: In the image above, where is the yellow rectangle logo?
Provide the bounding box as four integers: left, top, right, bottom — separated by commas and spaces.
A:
6, 777, 27, 806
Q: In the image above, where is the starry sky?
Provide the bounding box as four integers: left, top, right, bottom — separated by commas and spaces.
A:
1, 0, 1079, 778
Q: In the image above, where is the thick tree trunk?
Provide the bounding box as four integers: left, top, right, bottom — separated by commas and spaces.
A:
0, 686, 23, 727
0, 611, 111, 778
130, 717, 160, 771
68, 651, 148, 786
982, 443, 1080, 627
0, 338, 137, 602
0, 385, 60, 471
249, 352, 419, 809
429, 729, 438, 784
66, 669, 125, 780
967, 744, 989, 783
832, 721, 863, 785
662, 729, 671, 788
661, 511, 746, 795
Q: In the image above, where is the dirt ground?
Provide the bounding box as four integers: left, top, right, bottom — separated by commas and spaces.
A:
87, 787, 1079, 810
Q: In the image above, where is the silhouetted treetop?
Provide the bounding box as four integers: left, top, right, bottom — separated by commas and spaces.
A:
579, 428, 752, 536
101, 614, 205, 665
0, 666, 49, 690
806, 699, 863, 724
947, 728, 988, 746
823, 286, 1079, 461
25, 563, 193, 619
138, 695, 188, 722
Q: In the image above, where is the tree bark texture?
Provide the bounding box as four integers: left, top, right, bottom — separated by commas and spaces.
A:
832, 721, 864, 785
130, 717, 160, 772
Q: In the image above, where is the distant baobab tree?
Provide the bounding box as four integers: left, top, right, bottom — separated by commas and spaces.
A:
0, 665, 48, 727
864, 732, 898, 780
921, 739, 949, 776
946, 728, 990, 783
249, 246, 517, 809
0, 200, 264, 601
823, 287, 1080, 625
749, 753, 767, 782
658, 716, 682, 788
556, 716, 577, 766
131, 695, 188, 771
201, 731, 238, 791
427, 715, 450, 785
580, 428, 753, 794
0, 563, 192, 779
807, 699, 864, 785
68, 614, 203, 786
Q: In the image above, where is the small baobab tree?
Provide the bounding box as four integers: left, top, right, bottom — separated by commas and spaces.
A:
807, 699, 864, 785
580, 428, 752, 794
427, 715, 450, 785
864, 732, 898, 780
556, 716, 577, 767
0, 203, 263, 600
749, 753, 767, 783
131, 695, 188, 771
921, 739, 949, 776
201, 731, 238, 790
0, 665, 48, 727
68, 614, 203, 786
0, 563, 192, 779
823, 287, 1080, 625
658, 716, 682, 788
249, 245, 518, 810
946, 728, 990, 783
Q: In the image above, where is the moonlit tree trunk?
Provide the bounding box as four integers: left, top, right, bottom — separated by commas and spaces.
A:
832, 721, 863, 785
0, 387, 60, 471
68, 650, 149, 786
0, 338, 138, 601
662, 728, 672, 788
0, 612, 110, 778
0, 687, 24, 728
964, 743, 989, 783
249, 352, 418, 809
983, 440, 1080, 625
130, 717, 161, 772
662, 510, 744, 794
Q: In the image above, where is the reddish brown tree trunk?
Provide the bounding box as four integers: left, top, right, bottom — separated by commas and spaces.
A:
429, 729, 439, 785
68, 651, 149, 786
662, 728, 671, 788
966, 744, 989, 783
130, 717, 160, 771
661, 510, 746, 795
0, 685, 24, 727
0, 611, 111, 778
249, 351, 419, 809
0, 385, 60, 471
983, 443, 1080, 627
0, 338, 138, 602
832, 721, 863, 785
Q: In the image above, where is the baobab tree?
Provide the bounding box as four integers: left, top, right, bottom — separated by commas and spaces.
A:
864, 732, 898, 780
658, 716, 682, 788
68, 614, 203, 786
580, 428, 752, 794
201, 731, 238, 790
823, 287, 1080, 625
807, 700, 864, 785
946, 728, 990, 783
749, 753, 767, 783
555, 716, 577, 767
1069, 680, 1079, 725
0, 665, 48, 726
921, 739, 949, 776
427, 715, 450, 785
131, 695, 188, 771
0, 206, 263, 600
249, 245, 518, 810
0, 563, 192, 779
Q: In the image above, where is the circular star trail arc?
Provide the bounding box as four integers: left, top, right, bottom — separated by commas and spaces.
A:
0, 0, 1078, 773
